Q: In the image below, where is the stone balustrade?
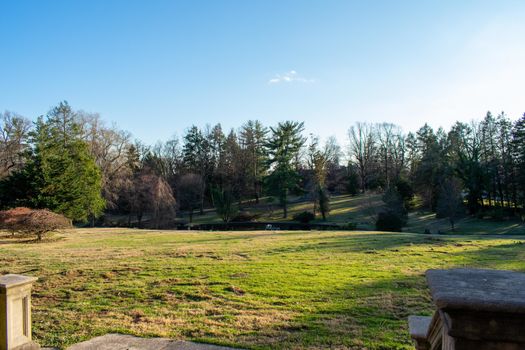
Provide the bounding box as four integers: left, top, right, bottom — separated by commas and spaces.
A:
0, 275, 39, 350
409, 268, 525, 350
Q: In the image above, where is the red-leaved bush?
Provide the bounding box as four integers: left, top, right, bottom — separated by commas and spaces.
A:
0, 207, 32, 236
0, 207, 72, 241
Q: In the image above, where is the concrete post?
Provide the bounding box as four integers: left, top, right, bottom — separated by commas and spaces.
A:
0, 275, 39, 350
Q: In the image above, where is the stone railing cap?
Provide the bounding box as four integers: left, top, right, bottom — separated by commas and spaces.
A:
426, 268, 525, 314
0, 274, 38, 290
408, 315, 432, 340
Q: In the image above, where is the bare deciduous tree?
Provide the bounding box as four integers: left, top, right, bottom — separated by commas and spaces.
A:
348, 122, 377, 192
77, 112, 132, 209
377, 123, 406, 188
436, 177, 464, 231
0, 112, 32, 179
129, 172, 176, 228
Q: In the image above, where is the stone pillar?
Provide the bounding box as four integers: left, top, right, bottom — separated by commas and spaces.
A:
409, 268, 525, 350
0, 275, 39, 350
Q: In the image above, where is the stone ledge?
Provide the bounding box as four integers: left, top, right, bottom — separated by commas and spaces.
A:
64, 334, 240, 350
426, 268, 525, 314
11, 341, 40, 350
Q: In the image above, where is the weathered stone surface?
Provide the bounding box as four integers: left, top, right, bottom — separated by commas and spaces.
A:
415, 268, 525, 349
66, 334, 240, 350
426, 268, 525, 314
408, 315, 431, 340
0, 275, 38, 291
408, 316, 431, 350
11, 342, 40, 350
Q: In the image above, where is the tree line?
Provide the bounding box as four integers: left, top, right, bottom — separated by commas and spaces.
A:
1, 102, 524, 229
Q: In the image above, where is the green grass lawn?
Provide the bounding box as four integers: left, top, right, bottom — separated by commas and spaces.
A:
2, 229, 525, 349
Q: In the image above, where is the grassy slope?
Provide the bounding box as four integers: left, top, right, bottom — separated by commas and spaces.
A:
2, 229, 525, 349
189, 194, 383, 226
189, 193, 525, 235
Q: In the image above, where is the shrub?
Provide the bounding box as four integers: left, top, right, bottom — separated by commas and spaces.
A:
266, 196, 276, 204
375, 210, 404, 232
347, 167, 360, 196
382, 187, 408, 225
0, 207, 72, 240
211, 187, 238, 223
340, 222, 357, 230
230, 211, 259, 222
293, 211, 315, 223
486, 208, 505, 222
395, 178, 414, 210
0, 207, 32, 236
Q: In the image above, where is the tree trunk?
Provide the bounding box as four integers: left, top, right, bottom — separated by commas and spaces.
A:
137, 212, 143, 228
199, 182, 206, 215
281, 186, 288, 218
254, 181, 260, 204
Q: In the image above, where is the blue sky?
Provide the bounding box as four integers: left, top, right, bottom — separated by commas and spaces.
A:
1, 0, 524, 145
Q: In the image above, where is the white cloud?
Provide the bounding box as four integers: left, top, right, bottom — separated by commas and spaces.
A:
268, 70, 315, 84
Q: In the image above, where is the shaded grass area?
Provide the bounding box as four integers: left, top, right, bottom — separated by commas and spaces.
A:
406, 211, 525, 235
2, 229, 525, 349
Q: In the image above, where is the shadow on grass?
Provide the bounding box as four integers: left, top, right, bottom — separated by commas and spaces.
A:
0, 233, 64, 245
180, 231, 314, 244
447, 241, 525, 271
254, 242, 525, 349
406, 212, 525, 235
229, 274, 430, 350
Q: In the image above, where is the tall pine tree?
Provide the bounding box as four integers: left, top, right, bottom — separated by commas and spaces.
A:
512, 114, 525, 215
265, 121, 306, 218
239, 120, 268, 203
32, 102, 105, 222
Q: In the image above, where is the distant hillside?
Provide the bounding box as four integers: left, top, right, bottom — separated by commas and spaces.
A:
183, 193, 524, 235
